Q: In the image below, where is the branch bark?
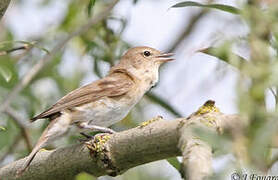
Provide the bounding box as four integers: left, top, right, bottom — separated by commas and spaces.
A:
178, 118, 213, 180
0, 0, 10, 20
0, 116, 181, 180
0, 106, 246, 180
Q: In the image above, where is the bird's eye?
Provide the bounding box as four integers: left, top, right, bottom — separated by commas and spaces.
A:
143, 51, 151, 57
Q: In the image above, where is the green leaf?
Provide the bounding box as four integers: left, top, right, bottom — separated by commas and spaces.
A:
199, 45, 246, 69
75, 172, 96, 180
146, 92, 182, 117
0, 56, 19, 88
0, 126, 6, 131
87, 0, 96, 16
0, 66, 12, 82
171, 1, 240, 14
166, 157, 181, 172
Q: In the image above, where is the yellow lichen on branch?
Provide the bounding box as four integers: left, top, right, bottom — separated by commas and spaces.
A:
139, 115, 164, 128
86, 134, 111, 154
194, 100, 220, 116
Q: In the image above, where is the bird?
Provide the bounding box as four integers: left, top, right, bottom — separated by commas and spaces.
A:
17, 46, 174, 175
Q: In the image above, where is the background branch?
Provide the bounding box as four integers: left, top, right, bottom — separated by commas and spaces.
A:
0, 0, 119, 114
0, 0, 10, 20
5, 107, 32, 152
165, 9, 208, 53
0, 133, 22, 163
0, 45, 30, 56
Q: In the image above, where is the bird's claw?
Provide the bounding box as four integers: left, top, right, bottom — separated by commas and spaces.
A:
79, 132, 113, 143
78, 132, 94, 142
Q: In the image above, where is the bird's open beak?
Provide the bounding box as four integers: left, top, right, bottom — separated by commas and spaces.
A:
155, 53, 175, 62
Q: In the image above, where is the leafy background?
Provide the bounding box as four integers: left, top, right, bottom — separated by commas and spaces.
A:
1, 0, 278, 179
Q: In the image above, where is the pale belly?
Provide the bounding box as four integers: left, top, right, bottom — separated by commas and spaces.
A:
70, 96, 137, 127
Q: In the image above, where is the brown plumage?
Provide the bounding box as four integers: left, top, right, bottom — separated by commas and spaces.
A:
17, 46, 174, 176
31, 71, 135, 122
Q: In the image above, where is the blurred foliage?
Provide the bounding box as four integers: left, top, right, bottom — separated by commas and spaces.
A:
0, 117, 19, 151
175, 0, 278, 178
200, 43, 248, 73
87, 0, 96, 17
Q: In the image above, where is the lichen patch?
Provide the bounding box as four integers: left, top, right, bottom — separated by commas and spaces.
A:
139, 115, 164, 128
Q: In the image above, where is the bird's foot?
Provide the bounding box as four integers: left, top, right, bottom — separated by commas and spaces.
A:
78, 132, 94, 142
79, 130, 114, 143
78, 123, 116, 134
85, 134, 111, 156
82, 133, 111, 153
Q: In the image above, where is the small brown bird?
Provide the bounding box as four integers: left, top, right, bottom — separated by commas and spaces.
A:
17, 46, 174, 175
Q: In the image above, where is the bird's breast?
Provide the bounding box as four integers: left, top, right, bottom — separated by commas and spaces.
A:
70, 91, 141, 127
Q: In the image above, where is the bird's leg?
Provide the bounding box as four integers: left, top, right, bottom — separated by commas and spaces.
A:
80, 132, 93, 138
78, 122, 116, 134
78, 132, 94, 142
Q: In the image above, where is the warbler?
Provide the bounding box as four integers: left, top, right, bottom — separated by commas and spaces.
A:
17, 46, 174, 175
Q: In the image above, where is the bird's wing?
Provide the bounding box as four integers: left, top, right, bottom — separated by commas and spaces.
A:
31, 72, 135, 121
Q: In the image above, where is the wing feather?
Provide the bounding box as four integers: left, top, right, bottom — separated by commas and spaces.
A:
31, 72, 134, 121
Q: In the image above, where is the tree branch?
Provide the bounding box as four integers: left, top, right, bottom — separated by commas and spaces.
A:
0, 0, 10, 20
0, 103, 247, 180
0, 116, 181, 180
178, 118, 213, 180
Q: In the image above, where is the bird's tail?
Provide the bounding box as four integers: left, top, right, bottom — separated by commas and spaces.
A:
16, 136, 49, 176
16, 114, 71, 176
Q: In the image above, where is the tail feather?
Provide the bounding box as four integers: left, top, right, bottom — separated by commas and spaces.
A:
30, 112, 61, 122
16, 114, 71, 177
16, 137, 48, 176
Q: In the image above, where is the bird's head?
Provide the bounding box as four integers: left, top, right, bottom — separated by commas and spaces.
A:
111, 46, 174, 87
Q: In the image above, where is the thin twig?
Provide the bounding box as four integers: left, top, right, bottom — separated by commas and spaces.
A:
4, 107, 32, 152
0, 45, 30, 56
0, 0, 119, 114
0, 0, 11, 20
165, 9, 208, 53
269, 87, 278, 105
165, 0, 214, 53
